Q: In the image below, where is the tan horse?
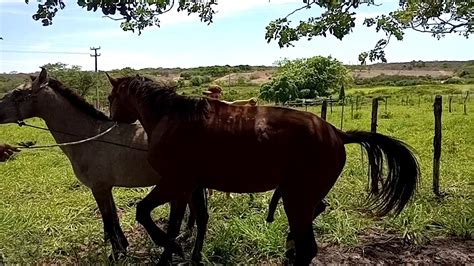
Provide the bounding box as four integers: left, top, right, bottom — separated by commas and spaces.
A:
0, 71, 207, 261
106, 74, 420, 265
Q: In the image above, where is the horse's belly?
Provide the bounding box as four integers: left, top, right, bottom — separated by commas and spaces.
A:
199, 159, 285, 193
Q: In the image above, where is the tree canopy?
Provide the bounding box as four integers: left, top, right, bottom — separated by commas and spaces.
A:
259, 56, 351, 103
42, 62, 100, 97
23, 0, 473, 64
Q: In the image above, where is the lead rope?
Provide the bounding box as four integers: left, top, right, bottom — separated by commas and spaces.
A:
13, 121, 148, 151
12, 122, 119, 150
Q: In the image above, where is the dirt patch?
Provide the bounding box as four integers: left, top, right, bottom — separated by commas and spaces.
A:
214, 69, 454, 86
351, 69, 454, 78
215, 70, 273, 86
313, 233, 473, 264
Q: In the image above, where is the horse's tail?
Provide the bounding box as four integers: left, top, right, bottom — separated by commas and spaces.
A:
338, 129, 420, 216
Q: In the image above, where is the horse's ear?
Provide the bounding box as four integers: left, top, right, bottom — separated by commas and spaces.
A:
32, 67, 48, 92
105, 72, 119, 87
29, 75, 36, 81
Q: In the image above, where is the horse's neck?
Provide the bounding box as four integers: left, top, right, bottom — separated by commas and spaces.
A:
37, 90, 110, 144
136, 99, 160, 135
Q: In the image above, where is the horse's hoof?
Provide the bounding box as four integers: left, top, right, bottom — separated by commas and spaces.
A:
157, 250, 173, 266
284, 240, 296, 263
156, 256, 171, 266
266, 215, 274, 223
168, 240, 184, 258
191, 252, 203, 265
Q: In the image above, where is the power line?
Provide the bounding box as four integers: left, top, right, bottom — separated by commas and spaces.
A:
0, 49, 89, 55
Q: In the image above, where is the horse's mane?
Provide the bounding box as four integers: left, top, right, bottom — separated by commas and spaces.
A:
124, 76, 209, 123
47, 78, 111, 121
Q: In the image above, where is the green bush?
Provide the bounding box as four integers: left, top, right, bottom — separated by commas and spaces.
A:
190, 75, 211, 86
444, 77, 465, 84
260, 56, 351, 103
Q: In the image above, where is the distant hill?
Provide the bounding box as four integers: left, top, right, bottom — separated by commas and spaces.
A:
1, 60, 473, 91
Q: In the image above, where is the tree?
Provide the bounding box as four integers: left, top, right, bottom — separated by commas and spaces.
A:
25, 0, 217, 34
25, 1, 473, 64
338, 85, 345, 102
260, 76, 298, 104
259, 56, 351, 104
42, 62, 98, 97
265, 0, 473, 64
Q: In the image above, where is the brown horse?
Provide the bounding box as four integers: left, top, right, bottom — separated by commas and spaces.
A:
106, 74, 420, 265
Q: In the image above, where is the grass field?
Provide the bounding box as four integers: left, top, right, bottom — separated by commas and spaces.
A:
0, 84, 473, 264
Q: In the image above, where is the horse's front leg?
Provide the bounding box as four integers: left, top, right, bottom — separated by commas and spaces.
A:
159, 197, 190, 264
91, 186, 128, 261
190, 186, 209, 263
135, 184, 187, 260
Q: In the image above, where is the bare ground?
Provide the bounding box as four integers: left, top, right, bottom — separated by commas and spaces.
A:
312, 232, 473, 265
352, 69, 455, 79
123, 220, 474, 264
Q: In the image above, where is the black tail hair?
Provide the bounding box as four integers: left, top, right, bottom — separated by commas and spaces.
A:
341, 130, 420, 216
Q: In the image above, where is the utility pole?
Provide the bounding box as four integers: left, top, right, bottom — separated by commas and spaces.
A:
90, 46, 101, 109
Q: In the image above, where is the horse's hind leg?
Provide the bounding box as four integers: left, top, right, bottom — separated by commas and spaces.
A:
284, 199, 327, 261
282, 192, 318, 265
313, 199, 328, 219
266, 187, 282, 223
268, 189, 329, 223
92, 186, 128, 261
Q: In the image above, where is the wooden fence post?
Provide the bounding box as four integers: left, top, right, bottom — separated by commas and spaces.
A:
329, 96, 333, 114
464, 91, 469, 115
321, 100, 327, 120
385, 96, 388, 112
371, 98, 379, 133
340, 98, 345, 129
351, 98, 354, 119
449, 96, 452, 113
433, 95, 442, 197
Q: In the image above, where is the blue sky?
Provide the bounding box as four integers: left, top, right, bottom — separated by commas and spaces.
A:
0, 0, 473, 73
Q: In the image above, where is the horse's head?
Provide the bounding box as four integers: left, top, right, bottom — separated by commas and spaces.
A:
0, 68, 49, 124
106, 73, 144, 123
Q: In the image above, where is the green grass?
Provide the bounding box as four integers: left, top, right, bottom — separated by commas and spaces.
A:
0, 84, 473, 264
